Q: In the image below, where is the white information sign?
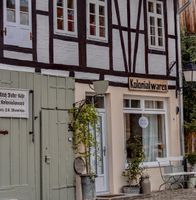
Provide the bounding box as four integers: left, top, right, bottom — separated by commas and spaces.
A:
138, 116, 149, 129
0, 88, 29, 118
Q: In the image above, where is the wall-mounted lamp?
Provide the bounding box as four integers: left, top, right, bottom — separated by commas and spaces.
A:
183, 62, 196, 82
92, 80, 109, 95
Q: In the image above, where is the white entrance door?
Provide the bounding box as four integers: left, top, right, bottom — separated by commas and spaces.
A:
41, 109, 75, 200
4, 0, 32, 48
94, 112, 108, 193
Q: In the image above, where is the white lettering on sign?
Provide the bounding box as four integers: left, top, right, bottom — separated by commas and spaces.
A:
0, 88, 29, 118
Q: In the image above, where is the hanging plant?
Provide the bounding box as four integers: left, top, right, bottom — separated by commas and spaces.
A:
69, 100, 99, 174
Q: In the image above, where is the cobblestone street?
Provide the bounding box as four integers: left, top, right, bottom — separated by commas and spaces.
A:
132, 189, 196, 200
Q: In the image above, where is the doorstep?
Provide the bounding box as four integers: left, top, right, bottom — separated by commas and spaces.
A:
96, 193, 151, 200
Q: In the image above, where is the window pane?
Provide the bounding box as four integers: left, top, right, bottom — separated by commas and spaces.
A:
157, 18, 162, 27
156, 3, 162, 14
124, 99, 130, 108
57, 0, 63, 7
90, 14, 96, 24
125, 113, 166, 162
94, 96, 105, 108
99, 6, 105, 16
150, 16, 155, 26
145, 100, 154, 108
20, 0, 28, 12
68, 9, 74, 20
57, 19, 64, 30
150, 27, 155, 35
148, 2, 154, 13
158, 37, 163, 46
99, 16, 105, 26
67, 0, 74, 9
131, 100, 140, 108
90, 25, 96, 35
57, 7, 63, 18
155, 101, 164, 109
90, 3, 95, 13
20, 12, 29, 25
7, 0, 16, 22
158, 28, 163, 36
68, 21, 74, 31
150, 36, 156, 45
99, 27, 105, 37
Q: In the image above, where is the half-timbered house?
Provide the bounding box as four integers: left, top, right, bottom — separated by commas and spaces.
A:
0, 0, 186, 199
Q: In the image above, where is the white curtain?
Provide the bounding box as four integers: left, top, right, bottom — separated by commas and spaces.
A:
142, 114, 158, 162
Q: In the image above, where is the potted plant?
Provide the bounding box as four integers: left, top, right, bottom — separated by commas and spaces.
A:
186, 152, 196, 171
122, 135, 145, 194
69, 99, 99, 200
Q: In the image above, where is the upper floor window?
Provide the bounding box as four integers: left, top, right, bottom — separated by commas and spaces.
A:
147, 0, 165, 49
4, 0, 32, 48
87, 0, 107, 41
54, 0, 77, 35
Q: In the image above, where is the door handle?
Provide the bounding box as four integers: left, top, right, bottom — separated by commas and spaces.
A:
1, 27, 7, 37
45, 155, 51, 164
103, 146, 106, 156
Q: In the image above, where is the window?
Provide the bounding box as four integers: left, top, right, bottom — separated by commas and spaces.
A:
4, 0, 32, 48
87, 0, 107, 41
124, 97, 168, 164
147, 0, 164, 49
54, 0, 77, 35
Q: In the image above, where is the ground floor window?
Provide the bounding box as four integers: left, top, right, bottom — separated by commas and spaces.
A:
124, 97, 168, 163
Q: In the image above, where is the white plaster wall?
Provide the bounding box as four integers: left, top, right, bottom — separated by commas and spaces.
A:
130, 0, 144, 30
75, 72, 99, 80
75, 83, 181, 193
86, 45, 109, 69
36, 0, 48, 11
112, 0, 117, 25
168, 39, 177, 77
104, 75, 128, 83
167, 0, 175, 35
113, 30, 127, 71
3, 51, 33, 61
37, 15, 49, 63
54, 39, 79, 66
118, 0, 127, 27
148, 54, 167, 75
131, 33, 145, 74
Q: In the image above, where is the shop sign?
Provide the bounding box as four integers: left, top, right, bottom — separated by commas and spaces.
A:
129, 77, 168, 92
0, 88, 29, 118
138, 116, 149, 129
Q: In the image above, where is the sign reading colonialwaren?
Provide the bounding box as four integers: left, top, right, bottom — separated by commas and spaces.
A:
0, 88, 29, 118
129, 77, 168, 92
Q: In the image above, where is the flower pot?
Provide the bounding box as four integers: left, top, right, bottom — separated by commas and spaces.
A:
122, 185, 140, 194
140, 176, 151, 194
81, 175, 96, 200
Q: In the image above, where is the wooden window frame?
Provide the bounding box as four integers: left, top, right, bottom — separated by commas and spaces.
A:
147, 0, 165, 50
87, 0, 108, 42
54, 0, 77, 36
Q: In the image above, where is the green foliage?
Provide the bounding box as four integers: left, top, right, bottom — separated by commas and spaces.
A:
69, 100, 99, 174
186, 152, 196, 166
181, 30, 196, 134
122, 136, 145, 185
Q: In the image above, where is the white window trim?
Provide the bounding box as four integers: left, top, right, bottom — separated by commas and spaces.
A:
147, 0, 165, 50
4, 0, 32, 29
54, 0, 77, 36
123, 96, 169, 167
87, 0, 108, 42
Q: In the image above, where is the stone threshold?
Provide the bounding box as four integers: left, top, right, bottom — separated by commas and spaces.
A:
96, 193, 152, 200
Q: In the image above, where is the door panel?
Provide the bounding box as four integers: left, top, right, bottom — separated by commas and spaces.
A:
0, 117, 34, 200
41, 109, 75, 200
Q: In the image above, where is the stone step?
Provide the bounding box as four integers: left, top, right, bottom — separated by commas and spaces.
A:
96, 193, 146, 200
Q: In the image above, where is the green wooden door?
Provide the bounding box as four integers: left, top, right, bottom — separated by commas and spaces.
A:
41, 109, 75, 200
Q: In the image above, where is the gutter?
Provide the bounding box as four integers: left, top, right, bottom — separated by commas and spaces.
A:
176, 0, 192, 155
